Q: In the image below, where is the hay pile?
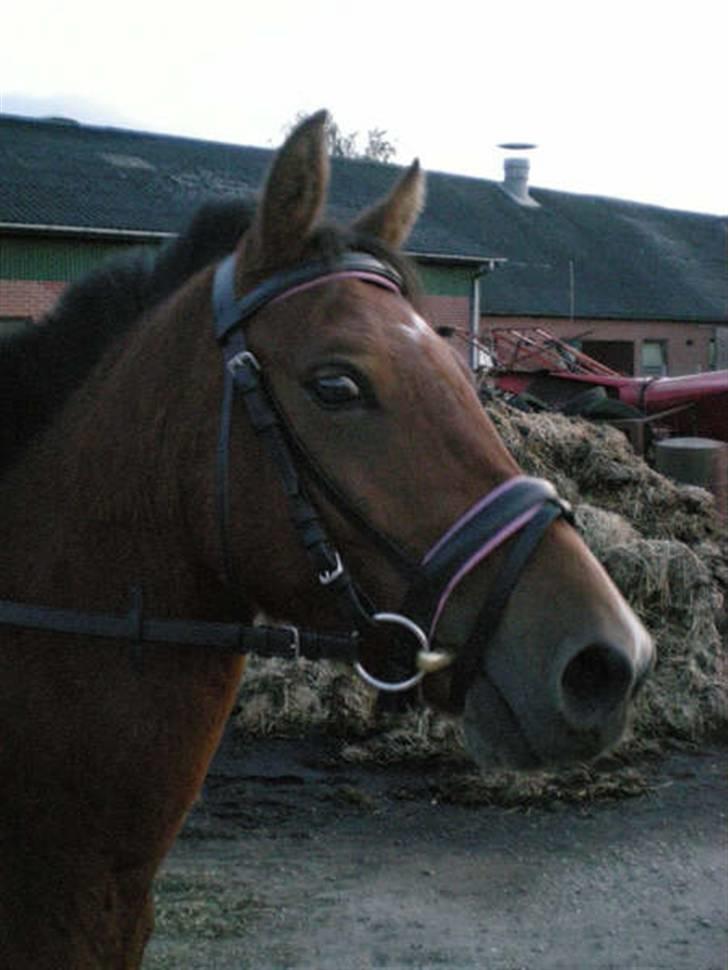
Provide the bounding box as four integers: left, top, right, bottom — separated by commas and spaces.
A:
233, 406, 727, 787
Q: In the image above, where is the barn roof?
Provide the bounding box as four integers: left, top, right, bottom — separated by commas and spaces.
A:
1, 113, 726, 322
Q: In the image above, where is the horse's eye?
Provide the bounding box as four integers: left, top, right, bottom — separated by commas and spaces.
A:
309, 374, 363, 408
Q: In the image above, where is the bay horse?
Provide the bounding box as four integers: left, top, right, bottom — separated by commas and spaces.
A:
0, 111, 653, 968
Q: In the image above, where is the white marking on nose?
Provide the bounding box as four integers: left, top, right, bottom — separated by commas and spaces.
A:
400, 310, 432, 342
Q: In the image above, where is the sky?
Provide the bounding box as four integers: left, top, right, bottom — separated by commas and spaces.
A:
2, 0, 726, 215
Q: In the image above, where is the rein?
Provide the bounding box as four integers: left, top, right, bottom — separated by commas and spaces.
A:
0, 591, 358, 662
0, 249, 573, 710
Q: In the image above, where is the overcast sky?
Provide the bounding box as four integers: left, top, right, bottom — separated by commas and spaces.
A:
2, 0, 726, 215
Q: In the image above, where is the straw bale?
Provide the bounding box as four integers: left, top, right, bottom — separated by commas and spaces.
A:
573, 504, 641, 560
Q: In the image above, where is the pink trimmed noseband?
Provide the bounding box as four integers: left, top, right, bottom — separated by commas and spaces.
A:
399, 476, 568, 651
427, 506, 542, 638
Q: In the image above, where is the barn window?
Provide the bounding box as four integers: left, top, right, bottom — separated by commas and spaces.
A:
640, 340, 668, 377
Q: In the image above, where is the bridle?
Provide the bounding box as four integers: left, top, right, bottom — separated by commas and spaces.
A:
212, 248, 574, 708
0, 248, 573, 713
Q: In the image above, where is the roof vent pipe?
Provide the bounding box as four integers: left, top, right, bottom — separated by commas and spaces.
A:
499, 146, 540, 208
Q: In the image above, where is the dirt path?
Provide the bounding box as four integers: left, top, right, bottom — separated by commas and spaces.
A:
144, 735, 727, 969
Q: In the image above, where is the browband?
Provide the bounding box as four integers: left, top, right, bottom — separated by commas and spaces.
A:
213, 251, 404, 342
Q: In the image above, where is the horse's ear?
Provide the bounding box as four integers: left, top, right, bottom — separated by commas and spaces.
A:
244, 110, 330, 266
353, 160, 425, 248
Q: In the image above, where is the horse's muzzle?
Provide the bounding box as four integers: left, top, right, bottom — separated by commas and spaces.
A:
463, 620, 654, 769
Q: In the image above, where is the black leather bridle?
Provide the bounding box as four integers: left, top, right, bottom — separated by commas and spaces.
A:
0, 248, 573, 712
211, 249, 574, 706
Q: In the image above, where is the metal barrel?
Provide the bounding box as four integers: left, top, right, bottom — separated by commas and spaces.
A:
655, 437, 728, 520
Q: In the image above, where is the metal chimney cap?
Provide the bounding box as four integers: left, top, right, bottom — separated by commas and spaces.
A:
504, 157, 531, 173
500, 155, 540, 208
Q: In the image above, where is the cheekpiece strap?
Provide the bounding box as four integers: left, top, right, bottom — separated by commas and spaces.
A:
212, 250, 404, 636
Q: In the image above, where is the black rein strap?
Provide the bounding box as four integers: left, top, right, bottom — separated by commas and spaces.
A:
0, 593, 358, 662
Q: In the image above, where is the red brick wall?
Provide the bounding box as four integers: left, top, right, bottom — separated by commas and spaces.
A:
421, 294, 470, 331
0, 280, 67, 322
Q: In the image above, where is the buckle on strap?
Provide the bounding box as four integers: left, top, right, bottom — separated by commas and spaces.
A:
227, 350, 262, 388
318, 551, 345, 587
281, 624, 301, 660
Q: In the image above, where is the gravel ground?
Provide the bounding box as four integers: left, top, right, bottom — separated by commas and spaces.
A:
143, 734, 727, 969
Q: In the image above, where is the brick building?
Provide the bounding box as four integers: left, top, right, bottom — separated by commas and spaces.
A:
1, 114, 726, 376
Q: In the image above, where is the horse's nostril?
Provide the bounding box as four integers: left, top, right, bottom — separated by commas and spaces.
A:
560, 644, 634, 726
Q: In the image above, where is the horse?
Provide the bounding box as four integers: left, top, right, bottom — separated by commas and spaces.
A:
0, 111, 654, 968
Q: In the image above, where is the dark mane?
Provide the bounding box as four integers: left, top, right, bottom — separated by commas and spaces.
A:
0, 197, 420, 473
0, 199, 253, 472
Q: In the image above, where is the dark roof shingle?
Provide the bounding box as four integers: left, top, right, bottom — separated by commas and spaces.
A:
1, 114, 726, 322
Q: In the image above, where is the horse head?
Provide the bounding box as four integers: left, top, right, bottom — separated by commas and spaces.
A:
214, 111, 654, 769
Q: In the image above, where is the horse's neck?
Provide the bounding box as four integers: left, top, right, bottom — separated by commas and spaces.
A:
0, 282, 251, 970
0, 287, 238, 620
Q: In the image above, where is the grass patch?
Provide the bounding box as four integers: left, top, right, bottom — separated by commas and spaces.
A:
153, 869, 265, 941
